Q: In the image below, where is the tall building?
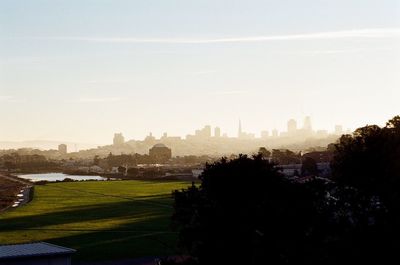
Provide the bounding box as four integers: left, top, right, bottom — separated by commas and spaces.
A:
334, 125, 343, 135
238, 120, 242, 138
58, 144, 67, 154
113, 133, 125, 146
261, 130, 269, 139
316, 130, 328, 138
287, 119, 297, 134
204, 125, 211, 138
214, 127, 221, 137
272, 129, 278, 137
237, 120, 255, 139
144, 132, 156, 143
303, 116, 312, 132
194, 126, 212, 139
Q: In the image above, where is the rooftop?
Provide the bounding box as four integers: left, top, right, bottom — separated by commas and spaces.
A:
0, 242, 76, 259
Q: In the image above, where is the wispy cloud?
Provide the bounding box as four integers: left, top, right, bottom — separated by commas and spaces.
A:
280, 47, 396, 56
72, 97, 123, 103
86, 79, 129, 84
0, 96, 12, 101
0, 96, 26, 103
24, 28, 400, 44
189, 70, 218, 76
209, 90, 248, 96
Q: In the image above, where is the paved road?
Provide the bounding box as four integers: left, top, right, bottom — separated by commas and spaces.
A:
0, 173, 31, 186
0, 173, 33, 208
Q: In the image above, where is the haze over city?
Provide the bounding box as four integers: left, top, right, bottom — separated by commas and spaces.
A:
2, 1, 400, 265
1, 0, 399, 144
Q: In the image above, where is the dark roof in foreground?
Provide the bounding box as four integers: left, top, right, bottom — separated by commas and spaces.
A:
0, 242, 76, 259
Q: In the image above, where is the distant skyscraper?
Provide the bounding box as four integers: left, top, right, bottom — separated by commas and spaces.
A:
316, 130, 328, 138
272, 129, 278, 137
261, 130, 269, 139
58, 144, 67, 154
214, 127, 221, 137
303, 116, 312, 132
204, 125, 211, 138
334, 125, 343, 135
238, 120, 242, 138
287, 119, 297, 134
113, 133, 125, 146
193, 125, 212, 139
144, 132, 156, 143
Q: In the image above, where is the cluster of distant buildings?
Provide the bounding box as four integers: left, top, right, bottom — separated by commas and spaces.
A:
279, 117, 347, 139
113, 116, 345, 145
44, 117, 345, 158
101, 117, 344, 156
113, 134, 172, 161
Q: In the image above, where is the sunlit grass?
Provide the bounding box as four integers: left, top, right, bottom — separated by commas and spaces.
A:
0, 180, 190, 261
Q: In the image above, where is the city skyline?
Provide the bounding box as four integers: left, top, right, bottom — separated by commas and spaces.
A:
1, 116, 349, 147
0, 116, 346, 156
118, 116, 346, 142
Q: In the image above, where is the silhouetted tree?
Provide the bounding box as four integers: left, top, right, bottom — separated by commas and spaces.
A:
258, 147, 271, 159
93, 155, 100, 166
127, 167, 139, 177
117, 166, 126, 174
331, 116, 400, 208
271, 149, 301, 164
172, 149, 391, 265
170, 116, 400, 265
301, 157, 318, 176
329, 115, 400, 263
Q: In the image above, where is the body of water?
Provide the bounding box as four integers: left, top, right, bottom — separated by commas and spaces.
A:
17, 173, 107, 182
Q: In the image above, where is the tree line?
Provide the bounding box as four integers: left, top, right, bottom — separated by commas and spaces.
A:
166, 116, 400, 265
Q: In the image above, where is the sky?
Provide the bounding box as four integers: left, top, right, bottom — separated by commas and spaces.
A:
0, 0, 399, 144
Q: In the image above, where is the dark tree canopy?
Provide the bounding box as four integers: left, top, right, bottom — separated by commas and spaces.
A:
172, 156, 387, 264
258, 147, 271, 159
301, 157, 318, 176
331, 116, 400, 208
271, 149, 301, 164
170, 115, 400, 265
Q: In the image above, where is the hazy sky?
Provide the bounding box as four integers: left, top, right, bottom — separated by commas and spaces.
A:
1, 0, 399, 144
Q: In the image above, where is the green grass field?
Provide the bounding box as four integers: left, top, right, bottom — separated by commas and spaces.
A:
0, 180, 191, 262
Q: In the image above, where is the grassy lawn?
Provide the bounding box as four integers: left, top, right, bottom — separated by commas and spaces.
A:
0, 180, 190, 262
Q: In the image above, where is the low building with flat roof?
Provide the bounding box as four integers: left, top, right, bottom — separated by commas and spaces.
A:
0, 242, 76, 265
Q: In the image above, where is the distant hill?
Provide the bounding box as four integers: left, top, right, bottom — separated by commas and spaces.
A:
0, 140, 99, 152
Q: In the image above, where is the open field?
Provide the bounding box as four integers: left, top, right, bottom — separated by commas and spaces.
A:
0, 180, 191, 262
